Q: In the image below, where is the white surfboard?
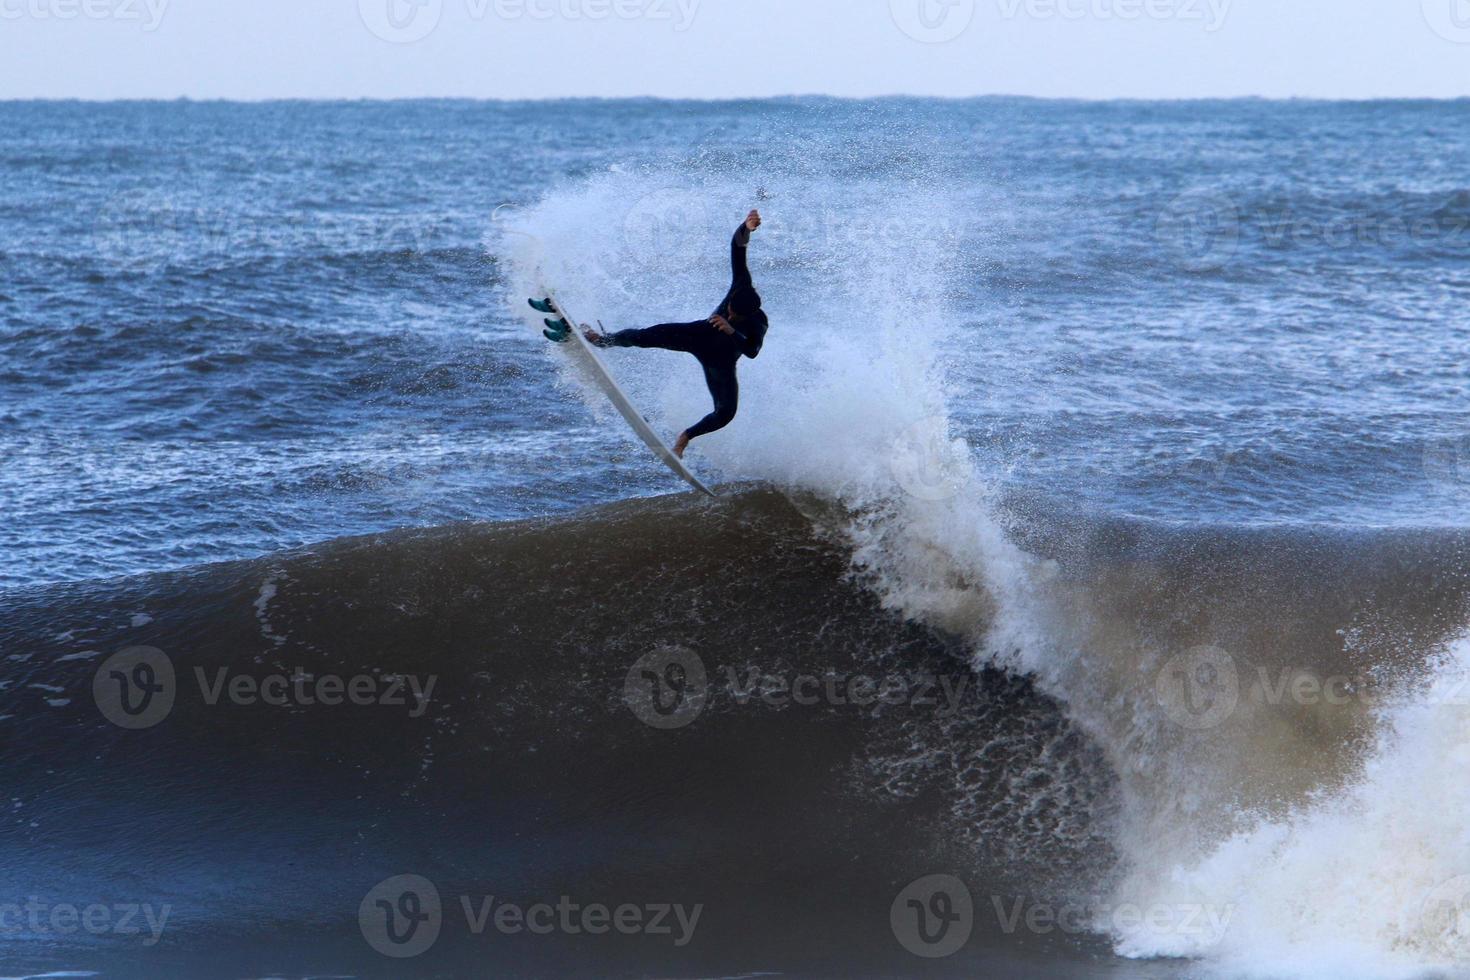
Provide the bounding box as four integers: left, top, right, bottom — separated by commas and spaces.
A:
542, 290, 717, 497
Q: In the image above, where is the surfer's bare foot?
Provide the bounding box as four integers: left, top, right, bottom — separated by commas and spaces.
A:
673, 431, 690, 459
584, 327, 610, 347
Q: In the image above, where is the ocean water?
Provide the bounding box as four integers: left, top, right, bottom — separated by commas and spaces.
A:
3, 97, 1470, 978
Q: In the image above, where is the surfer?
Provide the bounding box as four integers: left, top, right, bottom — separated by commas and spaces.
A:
582, 210, 766, 459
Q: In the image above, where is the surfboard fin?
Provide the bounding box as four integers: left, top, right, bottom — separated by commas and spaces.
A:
528, 297, 556, 314
542, 317, 571, 343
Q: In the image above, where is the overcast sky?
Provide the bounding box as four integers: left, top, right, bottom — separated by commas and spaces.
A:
1, 0, 1467, 100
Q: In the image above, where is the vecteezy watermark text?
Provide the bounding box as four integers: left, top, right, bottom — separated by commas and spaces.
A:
0, 0, 168, 29
1152, 645, 1424, 731
92, 646, 438, 729
0, 899, 171, 946
460, 894, 701, 945
622, 647, 975, 730
358, 875, 702, 958
1156, 191, 1470, 273
890, 0, 1229, 43
194, 666, 436, 717
91, 193, 458, 273
991, 894, 1235, 945
890, 876, 1234, 958
358, 0, 699, 44
998, 0, 1229, 30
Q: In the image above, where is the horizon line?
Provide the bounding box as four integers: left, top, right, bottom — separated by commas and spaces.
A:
3, 92, 1468, 105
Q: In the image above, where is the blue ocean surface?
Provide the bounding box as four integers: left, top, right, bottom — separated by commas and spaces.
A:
3, 98, 1468, 590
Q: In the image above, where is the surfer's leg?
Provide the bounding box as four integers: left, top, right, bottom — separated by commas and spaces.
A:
684, 360, 740, 443
594, 321, 707, 353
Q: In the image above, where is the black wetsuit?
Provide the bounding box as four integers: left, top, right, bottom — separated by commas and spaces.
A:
604, 222, 768, 440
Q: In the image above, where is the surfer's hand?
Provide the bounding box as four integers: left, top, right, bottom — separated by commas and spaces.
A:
745, 209, 761, 232
710, 315, 736, 335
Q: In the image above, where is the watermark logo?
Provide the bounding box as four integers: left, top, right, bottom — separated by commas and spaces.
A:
891, 874, 973, 958
1154, 645, 1239, 730
91, 191, 195, 273
1423, 0, 1470, 43
1156, 650, 1413, 729
1156, 191, 1240, 273
359, 0, 443, 43
622, 188, 713, 269
0, 0, 170, 30
93, 646, 175, 730
359, 877, 702, 955
623, 647, 708, 729
1423, 875, 1470, 951
92, 647, 438, 727
890, 0, 975, 43
890, 415, 973, 502
1424, 434, 1470, 484
360, 875, 443, 958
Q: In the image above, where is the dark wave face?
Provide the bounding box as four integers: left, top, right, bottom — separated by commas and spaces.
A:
3, 488, 1470, 978
0, 489, 1105, 978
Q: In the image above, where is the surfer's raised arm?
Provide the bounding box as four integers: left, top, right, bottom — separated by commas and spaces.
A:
730, 209, 761, 293
712, 209, 768, 360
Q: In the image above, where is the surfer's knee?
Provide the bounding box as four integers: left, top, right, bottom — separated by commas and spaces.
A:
705, 400, 737, 433
686, 403, 734, 440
